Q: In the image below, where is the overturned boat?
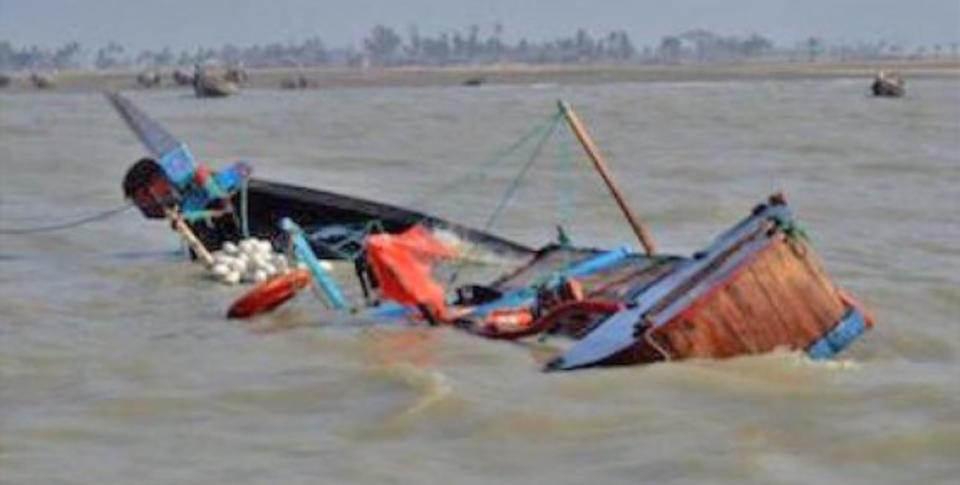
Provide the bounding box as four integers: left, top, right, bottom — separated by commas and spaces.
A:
110, 90, 874, 370
108, 92, 533, 261
259, 101, 875, 370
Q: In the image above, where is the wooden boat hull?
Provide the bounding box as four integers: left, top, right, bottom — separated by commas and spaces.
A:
614, 235, 848, 364
106, 92, 533, 262
194, 78, 239, 97
188, 178, 535, 261
548, 194, 873, 370
872, 78, 904, 97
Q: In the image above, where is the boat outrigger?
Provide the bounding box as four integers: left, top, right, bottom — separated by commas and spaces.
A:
111, 93, 874, 371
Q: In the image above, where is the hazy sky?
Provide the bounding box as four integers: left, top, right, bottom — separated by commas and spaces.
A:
1, 0, 957, 51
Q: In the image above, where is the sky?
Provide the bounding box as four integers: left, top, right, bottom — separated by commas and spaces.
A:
1, 0, 958, 51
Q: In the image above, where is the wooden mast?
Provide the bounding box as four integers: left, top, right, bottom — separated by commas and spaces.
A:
557, 100, 656, 256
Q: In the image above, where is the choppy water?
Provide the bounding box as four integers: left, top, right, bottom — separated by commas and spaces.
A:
2, 78, 959, 484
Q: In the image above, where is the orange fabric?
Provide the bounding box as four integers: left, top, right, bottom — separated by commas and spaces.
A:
365, 226, 453, 320
390, 225, 456, 259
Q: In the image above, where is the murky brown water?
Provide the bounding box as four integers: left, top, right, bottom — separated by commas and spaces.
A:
2, 78, 959, 484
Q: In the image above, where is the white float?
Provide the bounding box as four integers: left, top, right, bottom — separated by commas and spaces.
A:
205, 237, 333, 286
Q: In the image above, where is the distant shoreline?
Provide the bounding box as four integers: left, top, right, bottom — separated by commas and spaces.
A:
2, 60, 957, 93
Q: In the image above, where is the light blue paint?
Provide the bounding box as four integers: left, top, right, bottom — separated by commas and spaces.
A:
806, 306, 868, 359
158, 143, 196, 188
281, 218, 348, 310
469, 246, 634, 317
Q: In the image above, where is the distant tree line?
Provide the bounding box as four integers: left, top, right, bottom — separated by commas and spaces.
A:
363, 25, 637, 66
2, 25, 958, 71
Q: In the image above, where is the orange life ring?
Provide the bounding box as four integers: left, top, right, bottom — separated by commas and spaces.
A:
227, 269, 312, 319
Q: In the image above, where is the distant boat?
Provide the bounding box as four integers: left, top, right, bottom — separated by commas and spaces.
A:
872, 71, 905, 97
172, 68, 193, 86
462, 76, 485, 87
137, 70, 161, 88
224, 65, 249, 85
193, 66, 239, 98
280, 75, 314, 90
0, 72, 11, 88
30, 72, 55, 89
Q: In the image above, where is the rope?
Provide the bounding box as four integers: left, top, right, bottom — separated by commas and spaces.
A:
0, 202, 134, 235
447, 113, 562, 284
304, 219, 386, 262
404, 112, 566, 212
772, 214, 810, 242
555, 121, 577, 229
480, 113, 562, 234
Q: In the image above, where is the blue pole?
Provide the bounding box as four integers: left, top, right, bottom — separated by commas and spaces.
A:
280, 218, 348, 310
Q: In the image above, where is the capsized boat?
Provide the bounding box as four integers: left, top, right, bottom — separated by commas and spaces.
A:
268, 101, 875, 371
544, 193, 874, 370
107, 92, 534, 261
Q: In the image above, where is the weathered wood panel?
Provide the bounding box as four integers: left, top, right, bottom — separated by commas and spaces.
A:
654, 235, 846, 360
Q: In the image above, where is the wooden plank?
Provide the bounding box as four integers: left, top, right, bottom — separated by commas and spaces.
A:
724, 269, 782, 350
759, 238, 831, 342
769, 238, 844, 335
750, 239, 824, 344
654, 235, 850, 360
745, 261, 804, 346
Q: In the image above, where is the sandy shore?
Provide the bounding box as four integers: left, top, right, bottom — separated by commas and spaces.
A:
2, 60, 957, 93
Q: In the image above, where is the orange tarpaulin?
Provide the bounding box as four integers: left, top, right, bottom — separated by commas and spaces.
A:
365, 225, 456, 321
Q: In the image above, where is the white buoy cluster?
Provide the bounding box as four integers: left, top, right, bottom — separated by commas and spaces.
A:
208, 238, 290, 285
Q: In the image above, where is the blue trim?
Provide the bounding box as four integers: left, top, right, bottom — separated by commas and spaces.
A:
366, 302, 415, 319
806, 306, 867, 360
158, 143, 196, 188
467, 246, 634, 317
566, 246, 632, 278
281, 218, 348, 310
213, 162, 250, 193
